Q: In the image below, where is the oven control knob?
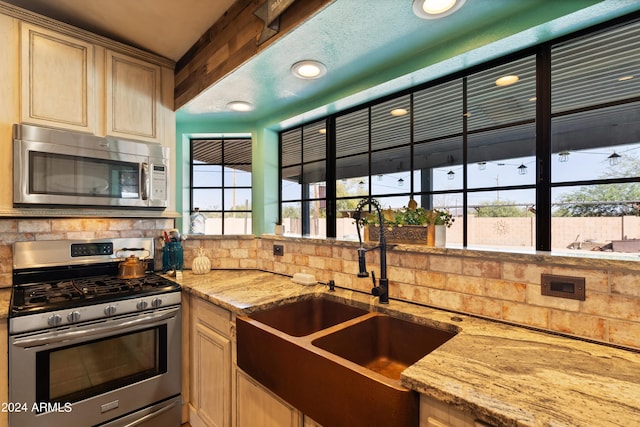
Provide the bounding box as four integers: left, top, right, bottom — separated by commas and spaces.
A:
104, 305, 117, 316
67, 311, 81, 323
47, 314, 62, 327
151, 298, 162, 308
136, 300, 148, 310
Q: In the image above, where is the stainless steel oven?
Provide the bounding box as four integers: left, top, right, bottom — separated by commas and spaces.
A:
13, 124, 168, 208
9, 238, 182, 427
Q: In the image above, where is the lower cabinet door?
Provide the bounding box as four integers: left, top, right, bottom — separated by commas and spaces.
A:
191, 322, 231, 427
236, 370, 301, 427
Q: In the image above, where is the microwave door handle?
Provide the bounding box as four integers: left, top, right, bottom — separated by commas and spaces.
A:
140, 162, 149, 200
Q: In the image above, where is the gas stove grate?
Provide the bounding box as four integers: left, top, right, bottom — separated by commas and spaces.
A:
11, 273, 180, 315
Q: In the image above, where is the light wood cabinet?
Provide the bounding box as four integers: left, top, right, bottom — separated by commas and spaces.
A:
302, 415, 322, 427
0, 4, 176, 216
105, 50, 162, 142
0, 12, 20, 214
236, 369, 301, 427
0, 321, 7, 427
420, 395, 493, 427
19, 23, 165, 143
20, 22, 95, 133
189, 297, 233, 427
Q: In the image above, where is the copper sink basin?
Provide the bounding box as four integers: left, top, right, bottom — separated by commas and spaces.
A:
237, 295, 457, 427
248, 296, 368, 336
312, 313, 456, 380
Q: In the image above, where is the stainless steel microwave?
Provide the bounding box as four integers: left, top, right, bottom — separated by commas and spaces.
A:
13, 124, 168, 208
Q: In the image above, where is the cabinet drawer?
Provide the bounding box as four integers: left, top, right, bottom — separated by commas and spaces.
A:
192, 297, 231, 337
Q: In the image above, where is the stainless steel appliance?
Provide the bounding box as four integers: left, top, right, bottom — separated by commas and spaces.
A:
9, 238, 181, 427
13, 124, 168, 208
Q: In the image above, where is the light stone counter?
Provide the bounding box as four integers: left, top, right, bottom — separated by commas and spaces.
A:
0, 288, 11, 319
176, 269, 640, 427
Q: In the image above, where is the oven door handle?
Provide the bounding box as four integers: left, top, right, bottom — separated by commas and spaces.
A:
12, 307, 179, 348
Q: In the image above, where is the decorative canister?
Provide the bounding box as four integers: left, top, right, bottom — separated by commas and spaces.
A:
162, 242, 184, 273
192, 248, 211, 275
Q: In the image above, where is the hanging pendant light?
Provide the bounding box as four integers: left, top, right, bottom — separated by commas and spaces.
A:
517, 164, 528, 175
447, 170, 455, 180
397, 178, 405, 187
478, 162, 487, 170
608, 152, 621, 166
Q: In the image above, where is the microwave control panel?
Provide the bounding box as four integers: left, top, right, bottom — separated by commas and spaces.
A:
150, 164, 167, 202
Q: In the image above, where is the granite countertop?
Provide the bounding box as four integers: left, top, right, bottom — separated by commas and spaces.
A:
177, 269, 640, 427
0, 288, 11, 319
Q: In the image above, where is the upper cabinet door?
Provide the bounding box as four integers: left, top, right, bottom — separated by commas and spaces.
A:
20, 23, 95, 133
106, 50, 161, 143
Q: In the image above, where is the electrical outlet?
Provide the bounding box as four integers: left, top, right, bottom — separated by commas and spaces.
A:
273, 244, 284, 256
541, 274, 585, 300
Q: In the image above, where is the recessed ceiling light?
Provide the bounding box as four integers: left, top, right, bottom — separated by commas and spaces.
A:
291, 60, 327, 79
495, 75, 519, 87
412, 0, 465, 19
390, 108, 408, 116
226, 101, 254, 112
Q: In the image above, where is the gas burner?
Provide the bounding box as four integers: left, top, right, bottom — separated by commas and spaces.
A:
20, 281, 83, 306
11, 273, 180, 316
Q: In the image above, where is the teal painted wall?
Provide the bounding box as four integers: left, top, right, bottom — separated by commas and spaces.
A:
174, 1, 640, 236
174, 118, 279, 236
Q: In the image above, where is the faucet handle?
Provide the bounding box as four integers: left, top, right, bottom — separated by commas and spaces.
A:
357, 247, 369, 277
370, 271, 380, 296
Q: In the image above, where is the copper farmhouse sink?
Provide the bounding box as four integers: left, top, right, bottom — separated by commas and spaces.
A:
236, 295, 457, 427
248, 296, 368, 336
312, 313, 456, 380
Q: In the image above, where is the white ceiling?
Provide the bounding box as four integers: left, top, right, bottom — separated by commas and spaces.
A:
2, 0, 235, 61
5, 0, 640, 128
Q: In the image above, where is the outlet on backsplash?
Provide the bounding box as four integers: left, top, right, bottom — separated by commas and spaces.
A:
541, 274, 586, 301
273, 244, 284, 256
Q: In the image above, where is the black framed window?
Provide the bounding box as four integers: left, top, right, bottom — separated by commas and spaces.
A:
550, 20, 640, 252
281, 120, 328, 237
190, 138, 252, 235
279, 14, 640, 255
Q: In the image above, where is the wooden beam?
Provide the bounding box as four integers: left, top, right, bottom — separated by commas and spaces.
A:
174, 0, 332, 110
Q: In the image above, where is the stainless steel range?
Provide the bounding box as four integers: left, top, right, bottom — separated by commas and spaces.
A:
9, 237, 182, 427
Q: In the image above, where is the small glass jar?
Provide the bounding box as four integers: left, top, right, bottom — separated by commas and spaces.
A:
190, 208, 205, 234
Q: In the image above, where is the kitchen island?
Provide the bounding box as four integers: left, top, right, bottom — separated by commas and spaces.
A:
178, 269, 640, 427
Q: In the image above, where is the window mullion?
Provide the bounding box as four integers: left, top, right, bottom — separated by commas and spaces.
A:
326, 117, 337, 238
536, 45, 552, 251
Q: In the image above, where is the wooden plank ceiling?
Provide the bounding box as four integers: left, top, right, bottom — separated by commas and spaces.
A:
174, 0, 333, 110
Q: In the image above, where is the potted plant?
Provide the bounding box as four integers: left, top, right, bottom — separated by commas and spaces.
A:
274, 219, 285, 236
358, 202, 453, 246
425, 208, 454, 246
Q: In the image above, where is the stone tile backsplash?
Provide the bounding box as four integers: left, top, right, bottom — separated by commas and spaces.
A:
0, 218, 174, 287
2, 222, 639, 351
250, 236, 640, 351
